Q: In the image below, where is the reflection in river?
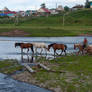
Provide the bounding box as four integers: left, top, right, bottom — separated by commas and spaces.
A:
20, 53, 48, 64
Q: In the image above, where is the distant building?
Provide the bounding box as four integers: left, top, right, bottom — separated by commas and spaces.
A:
50, 9, 59, 15
37, 8, 51, 16
72, 5, 84, 11
4, 11, 17, 17
0, 7, 17, 17
18, 11, 25, 17
56, 5, 64, 12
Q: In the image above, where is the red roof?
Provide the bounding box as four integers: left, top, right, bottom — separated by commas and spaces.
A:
42, 8, 51, 13
4, 11, 17, 14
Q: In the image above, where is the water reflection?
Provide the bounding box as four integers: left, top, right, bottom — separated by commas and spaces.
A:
21, 54, 34, 63
20, 53, 47, 64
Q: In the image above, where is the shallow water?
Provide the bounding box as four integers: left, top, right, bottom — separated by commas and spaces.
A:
0, 36, 92, 60
0, 73, 52, 92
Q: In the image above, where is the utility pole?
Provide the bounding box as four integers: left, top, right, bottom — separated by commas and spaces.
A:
63, 14, 65, 26
63, 12, 69, 26
15, 13, 19, 25
56, 2, 57, 9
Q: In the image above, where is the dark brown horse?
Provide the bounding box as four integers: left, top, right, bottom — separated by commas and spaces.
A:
48, 43, 67, 55
15, 43, 34, 53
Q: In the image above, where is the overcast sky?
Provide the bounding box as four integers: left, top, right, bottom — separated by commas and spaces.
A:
0, 0, 86, 11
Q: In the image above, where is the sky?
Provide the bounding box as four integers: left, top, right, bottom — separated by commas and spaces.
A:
0, 0, 86, 11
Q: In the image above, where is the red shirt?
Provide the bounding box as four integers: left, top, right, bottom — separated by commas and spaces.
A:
83, 38, 88, 44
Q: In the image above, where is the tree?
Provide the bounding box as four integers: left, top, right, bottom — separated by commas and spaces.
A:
40, 3, 46, 8
64, 6, 69, 11
85, 0, 90, 8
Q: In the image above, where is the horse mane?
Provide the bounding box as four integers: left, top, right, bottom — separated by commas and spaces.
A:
15, 43, 24, 47
49, 43, 56, 47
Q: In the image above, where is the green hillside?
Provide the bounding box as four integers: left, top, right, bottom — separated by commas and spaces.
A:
0, 9, 92, 37
0, 9, 92, 26
19, 9, 92, 26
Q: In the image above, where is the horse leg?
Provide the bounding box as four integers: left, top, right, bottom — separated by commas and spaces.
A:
40, 48, 43, 54
35, 48, 37, 53
64, 50, 67, 55
21, 48, 23, 54
27, 48, 29, 53
54, 50, 56, 56
45, 48, 47, 55
77, 50, 80, 55
61, 50, 63, 55
31, 46, 34, 54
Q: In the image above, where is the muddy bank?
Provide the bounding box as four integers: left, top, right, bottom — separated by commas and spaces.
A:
79, 33, 92, 36
12, 71, 60, 92
0, 30, 29, 37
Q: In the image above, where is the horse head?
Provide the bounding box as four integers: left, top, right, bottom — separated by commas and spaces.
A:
15, 43, 17, 48
15, 43, 23, 48
48, 45, 50, 51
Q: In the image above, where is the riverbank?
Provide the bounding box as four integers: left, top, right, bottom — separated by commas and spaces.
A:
1, 55, 91, 92
0, 60, 23, 74
0, 26, 92, 37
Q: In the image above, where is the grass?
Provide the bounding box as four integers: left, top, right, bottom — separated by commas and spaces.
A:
0, 60, 23, 74
0, 9, 92, 37
0, 26, 92, 37
27, 55, 92, 92
1, 55, 92, 92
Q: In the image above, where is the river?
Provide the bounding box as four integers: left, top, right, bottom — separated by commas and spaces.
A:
0, 36, 92, 60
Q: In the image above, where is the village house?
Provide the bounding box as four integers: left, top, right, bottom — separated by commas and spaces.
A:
0, 7, 17, 17
50, 9, 59, 15
37, 8, 51, 16
56, 5, 64, 12
72, 5, 84, 11
18, 11, 25, 17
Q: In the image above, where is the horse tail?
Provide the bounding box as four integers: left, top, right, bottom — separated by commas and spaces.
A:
64, 45, 67, 50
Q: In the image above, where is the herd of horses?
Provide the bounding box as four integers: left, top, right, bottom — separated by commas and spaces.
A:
15, 42, 92, 55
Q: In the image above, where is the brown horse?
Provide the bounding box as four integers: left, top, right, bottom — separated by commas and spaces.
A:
48, 43, 67, 55
74, 44, 84, 55
15, 43, 34, 53
85, 45, 92, 54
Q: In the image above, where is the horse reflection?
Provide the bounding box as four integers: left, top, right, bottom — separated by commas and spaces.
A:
21, 54, 34, 63
21, 54, 48, 64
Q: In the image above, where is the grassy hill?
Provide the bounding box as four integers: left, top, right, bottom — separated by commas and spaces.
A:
0, 9, 92, 37
17, 9, 92, 26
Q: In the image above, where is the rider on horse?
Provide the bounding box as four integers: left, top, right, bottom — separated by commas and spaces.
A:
83, 38, 88, 49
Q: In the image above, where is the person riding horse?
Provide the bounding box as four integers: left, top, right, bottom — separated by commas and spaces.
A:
82, 38, 88, 49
